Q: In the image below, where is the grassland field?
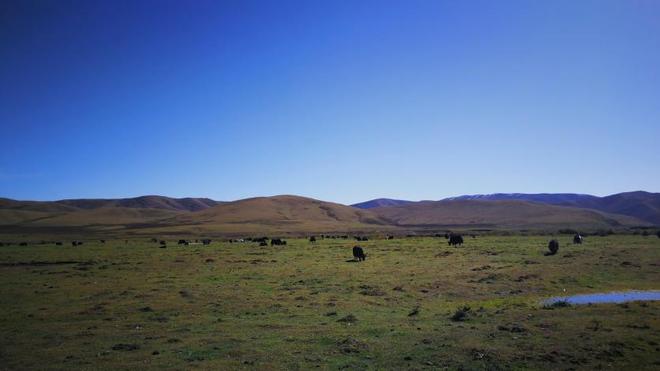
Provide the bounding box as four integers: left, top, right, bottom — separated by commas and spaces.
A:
1, 235, 659, 370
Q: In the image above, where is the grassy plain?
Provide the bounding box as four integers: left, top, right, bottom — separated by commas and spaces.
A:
1, 235, 659, 370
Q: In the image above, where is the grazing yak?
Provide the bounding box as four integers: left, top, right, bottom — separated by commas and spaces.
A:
309, 236, 316, 243
573, 234, 583, 244
19, 242, 28, 246
271, 238, 287, 246
202, 239, 212, 245
546, 240, 559, 256
353, 246, 366, 261
177, 239, 188, 245
159, 240, 167, 248
55, 242, 63, 246
448, 234, 464, 246
71, 241, 83, 246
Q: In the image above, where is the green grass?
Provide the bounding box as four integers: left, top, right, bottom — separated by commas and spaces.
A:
0, 235, 659, 370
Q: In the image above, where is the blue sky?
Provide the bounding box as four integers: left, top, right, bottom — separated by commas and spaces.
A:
1, 0, 659, 204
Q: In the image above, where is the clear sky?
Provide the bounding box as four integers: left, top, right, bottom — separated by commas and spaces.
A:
1, 0, 659, 204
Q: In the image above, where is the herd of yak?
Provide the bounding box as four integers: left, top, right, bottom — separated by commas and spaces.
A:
3, 231, 658, 262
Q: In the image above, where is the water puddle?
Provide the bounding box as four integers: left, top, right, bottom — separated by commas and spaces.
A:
544, 290, 660, 306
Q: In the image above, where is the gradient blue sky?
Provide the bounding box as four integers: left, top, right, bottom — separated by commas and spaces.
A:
1, 0, 659, 204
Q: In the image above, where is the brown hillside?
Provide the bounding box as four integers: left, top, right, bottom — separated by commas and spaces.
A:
19, 207, 181, 227
56, 196, 220, 211
0, 198, 78, 213
371, 200, 648, 229
160, 195, 391, 234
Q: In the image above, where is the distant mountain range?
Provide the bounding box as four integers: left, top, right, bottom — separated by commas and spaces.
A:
0, 191, 657, 237
367, 199, 644, 230
353, 191, 660, 226
351, 198, 414, 209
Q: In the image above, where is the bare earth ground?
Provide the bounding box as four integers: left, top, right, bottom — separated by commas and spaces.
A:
0, 235, 659, 370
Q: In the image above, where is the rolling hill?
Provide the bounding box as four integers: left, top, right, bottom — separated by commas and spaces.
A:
0, 196, 217, 228
158, 195, 392, 235
56, 195, 221, 212
368, 199, 648, 230
443, 191, 660, 225
0, 192, 656, 237
0, 195, 393, 236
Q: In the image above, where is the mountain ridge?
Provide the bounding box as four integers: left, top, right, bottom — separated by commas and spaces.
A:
352, 191, 660, 225
0, 191, 657, 236
441, 191, 660, 225
0, 195, 222, 212
351, 198, 414, 209
367, 199, 648, 230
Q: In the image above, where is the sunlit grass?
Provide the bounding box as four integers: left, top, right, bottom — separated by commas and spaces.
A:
0, 235, 658, 369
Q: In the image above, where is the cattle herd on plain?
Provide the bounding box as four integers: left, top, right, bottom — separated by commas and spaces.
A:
0, 231, 624, 262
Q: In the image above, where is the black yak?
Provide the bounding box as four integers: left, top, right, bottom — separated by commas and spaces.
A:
352, 246, 366, 261
202, 239, 212, 245
309, 236, 316, 243
573, 234, 583, 244
271, 238, 287, 246
546, 240, 559, 255
448, 234, 464, 246
253, 237, 268, 244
